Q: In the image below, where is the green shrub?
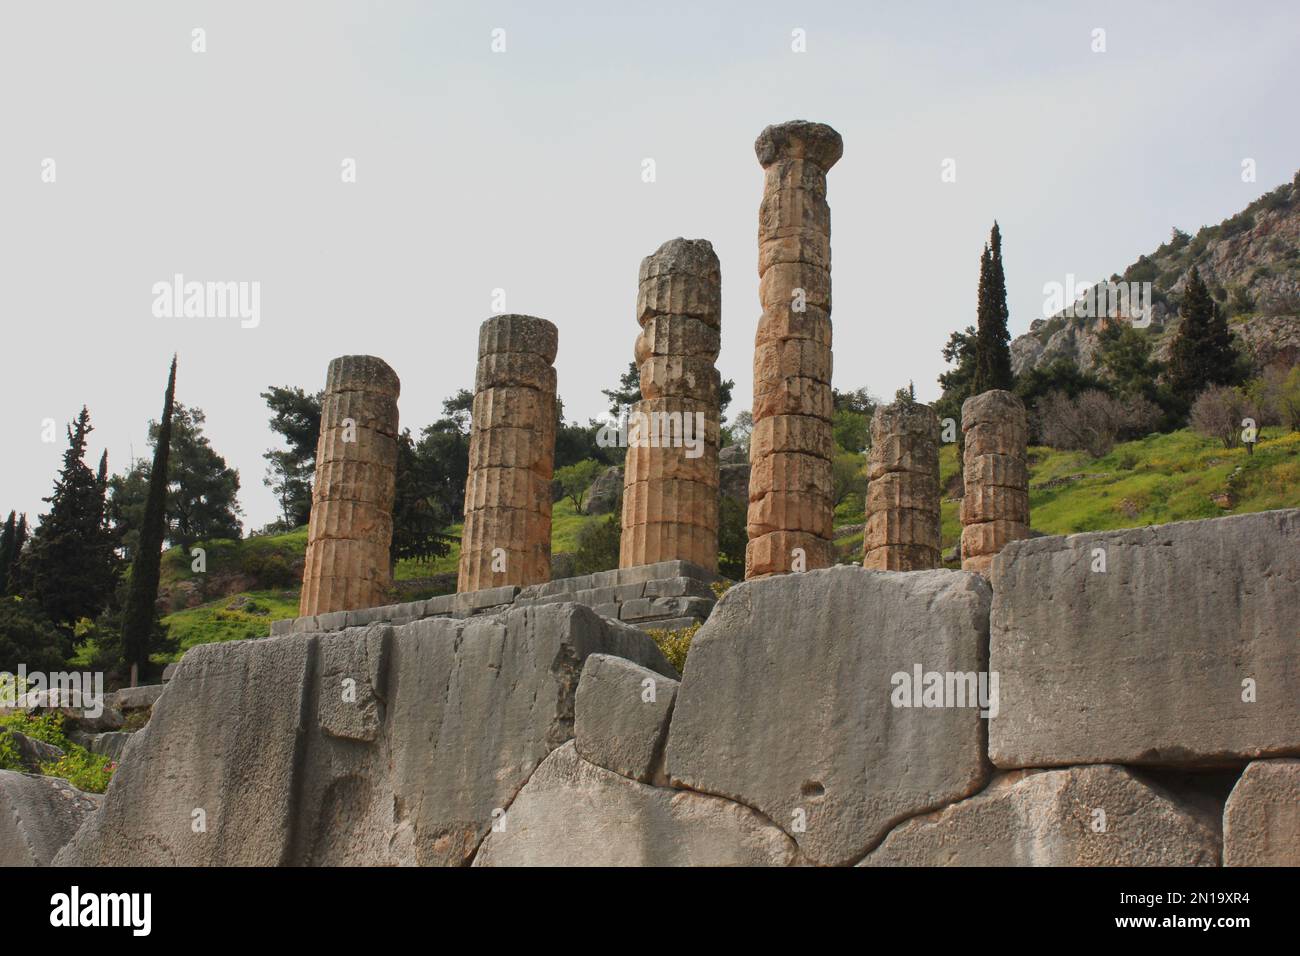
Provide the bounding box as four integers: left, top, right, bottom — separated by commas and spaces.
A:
0, 711, 116, 793
647, 621, 699, 673
41, 751, 114, 793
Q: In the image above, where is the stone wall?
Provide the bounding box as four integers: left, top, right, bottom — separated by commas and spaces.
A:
270, 559, 718, 638
18, 508, 1296, 868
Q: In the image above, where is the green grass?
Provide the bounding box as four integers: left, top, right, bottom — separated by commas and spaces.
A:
161, 590, 301, 659
154, 427, 1300, 655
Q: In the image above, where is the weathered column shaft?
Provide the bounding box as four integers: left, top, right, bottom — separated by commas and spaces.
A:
299, 355, 400, 616
620, 238, 722, 571
458, 314, 558, 591
960, 389, 1030, 573
863, 399, 941, 570
746, 120, 843, 579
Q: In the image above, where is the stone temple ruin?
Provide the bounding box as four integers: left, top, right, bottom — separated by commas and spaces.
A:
4, 120, 1296, 868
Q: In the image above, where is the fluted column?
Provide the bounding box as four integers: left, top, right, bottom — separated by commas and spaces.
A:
746, 120, 843, 579
299, 355, 400, 616
863, 398, 941, 570
458, 314, 558, 591
960, 389, 1030, 573
620, 238, 721, 571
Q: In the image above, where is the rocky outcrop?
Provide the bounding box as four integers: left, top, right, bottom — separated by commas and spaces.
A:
989, 509, 1300, 768
56, 604, 673, 867
472, 742, 798, 866
583, 466, 623, 515
859, 765, 1221, 866
1223, 758, 1300, 866
665, 565, 992, 866
0, 771, 101, 866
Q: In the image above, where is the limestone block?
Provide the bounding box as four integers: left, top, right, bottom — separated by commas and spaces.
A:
1223, 759, 1300, 866
987, 510, 1300, 768
575, 653, 680, 782
860, 766, 1220, 867
666, 565, 990, 866
0, 771, 101, 867
472, 743, 797, 866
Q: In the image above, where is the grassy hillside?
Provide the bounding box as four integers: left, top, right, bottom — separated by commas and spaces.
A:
156, 428, 1297, 660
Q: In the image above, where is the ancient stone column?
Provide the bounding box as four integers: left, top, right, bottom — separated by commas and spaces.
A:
620, 238, 722, 571
960, 389, 1030, 573
299, 355, 400, 616
863, 398, 941, 571
746, 120, 842, 579
458, 314, 558, 592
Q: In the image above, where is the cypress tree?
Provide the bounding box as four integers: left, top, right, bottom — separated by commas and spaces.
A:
973, 222, 1014, 394
0, 512, 15, 593
8, 515, 27, 595
1167, 267, 1240, 403
121, 356, 177, 685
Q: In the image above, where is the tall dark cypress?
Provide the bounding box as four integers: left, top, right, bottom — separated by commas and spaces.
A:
121, 356, 177, 683
973, 222, 1014, 394
0, 511, 15, 593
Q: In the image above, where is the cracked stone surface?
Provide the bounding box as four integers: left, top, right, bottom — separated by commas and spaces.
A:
55, 604, 673, 867
859, 765, 1221, 866
665, 564, 991, 866
0, 770, 102, 866
472, 742, 799, 866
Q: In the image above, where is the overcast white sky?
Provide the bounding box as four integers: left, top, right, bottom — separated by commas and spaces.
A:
2, 0, 1296, 531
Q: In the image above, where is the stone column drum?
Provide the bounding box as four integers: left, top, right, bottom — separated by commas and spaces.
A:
746, 120, 843, 579
960, 389, 1030, 573
299, 355, 400, 616
458, 315, 558, 592
620, 238, 722, 571
863, 399, 941, 570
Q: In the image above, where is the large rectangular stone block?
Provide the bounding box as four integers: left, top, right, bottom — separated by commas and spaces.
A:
989, 509, 1300, 769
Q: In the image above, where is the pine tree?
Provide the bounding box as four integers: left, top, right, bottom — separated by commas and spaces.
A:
972, 222, 1014, 394
17, 407, 118, 634
1167, 267, 1240, 403
121, 356, 178, 684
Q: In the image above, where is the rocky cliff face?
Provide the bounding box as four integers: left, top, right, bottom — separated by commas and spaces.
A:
1011, 172, 1300, 377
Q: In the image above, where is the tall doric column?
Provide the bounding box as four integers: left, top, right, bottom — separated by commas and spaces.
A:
620, 238, 722, 571
960, 389, 1030, 573
299, 355, 400, 616
863, 397, 941, 571
746, 120, 843, 579
458, 314, 558, 591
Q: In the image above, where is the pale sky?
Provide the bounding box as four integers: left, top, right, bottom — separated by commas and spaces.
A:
2, 0, 1296, 531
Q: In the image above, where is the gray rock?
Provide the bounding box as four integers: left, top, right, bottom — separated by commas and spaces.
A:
860, 765, 1221, 866
4, 730, 64, 772
719, 462, 751, 506
110, 684, 165, 714
472, 742, 798, 866
665, 565, 992, 866
719, 444, 748, 465
1223, 758, 1300, 866
989, 509, 1300, 768
575, 654, 679, 782
161, 663, 179, 682
56, 604, 674, 867
88, 732, 132, 763
583, 466, 624, 515
0, 770, 101, 866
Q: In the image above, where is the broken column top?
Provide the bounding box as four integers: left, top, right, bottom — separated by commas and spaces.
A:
638, 238, 720, 283
871, 400, 939, 440
961, 389, 1026, 429
477, 314, 559, 365
325, 355, 400, 396
754, 120, 844, 171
